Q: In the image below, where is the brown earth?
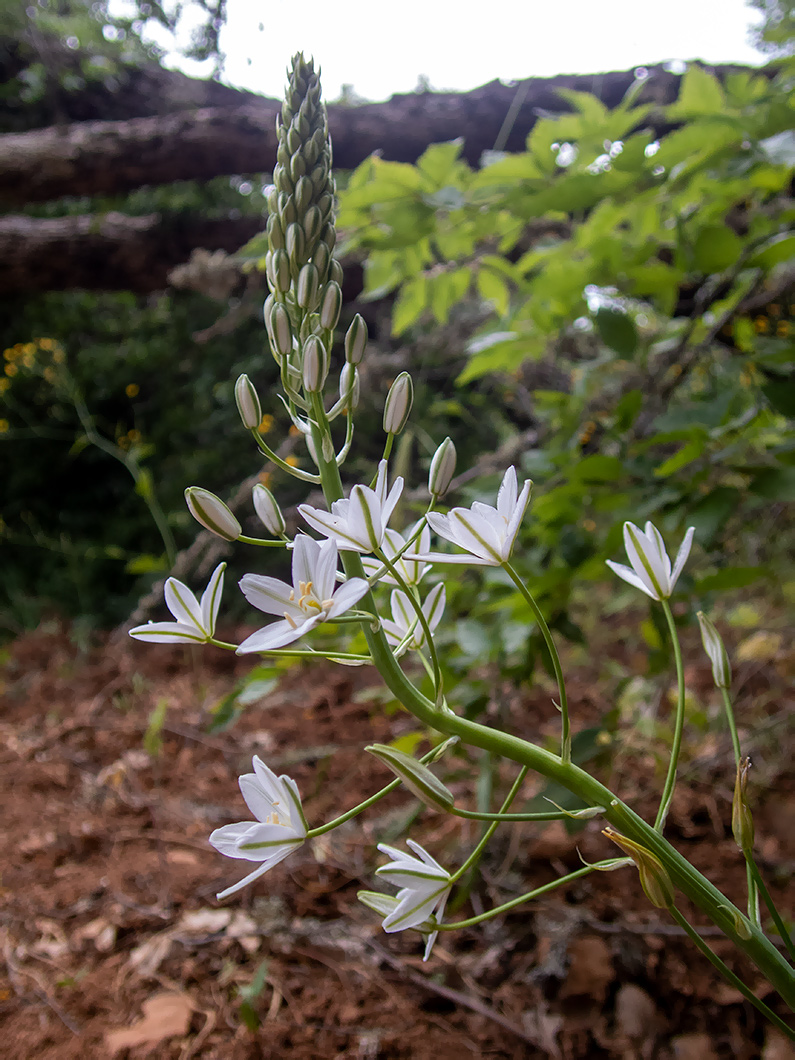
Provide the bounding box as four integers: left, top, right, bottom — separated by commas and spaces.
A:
1, 619, 793, 1059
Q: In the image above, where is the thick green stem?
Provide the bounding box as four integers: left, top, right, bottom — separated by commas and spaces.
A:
747, 858, 795, 965
669, 906, 794, 1041
655, 599, 686, 832
502, 561, 571, 763
309, 397, 795, 1012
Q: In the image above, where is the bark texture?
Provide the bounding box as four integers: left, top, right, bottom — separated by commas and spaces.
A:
0, 63, 751, 207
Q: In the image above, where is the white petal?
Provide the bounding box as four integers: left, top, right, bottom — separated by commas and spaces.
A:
373, 460, 389, 505
239, 773, 278, 822
235, 822, 304, 855
605, 559, 660, 600
406, 838, 449, 876
215, 860, 273, 901
382, 884, 450, 932
496, 466, 518, 520
643, 522, 672, 585
504, 478, 532, 554
348, 485, 382, 551
239, 573, 301, 619
312, 539, 339, 602
404, 551, 493, 566
129, 621, 207, 643
446, 510, 503, 562
670, 526, 695, 590
236, 616, 319, 654
208, 821, 259, 858
280, 775, 309, 835
325, 577, 369, 619
425, 511, 453, 543
164, 577, 202, 629
380, 475, 404, 529
623, 522, 665, 599
200, 563, 226, 636
422, 583, 446, 633
298, 504, 367, 551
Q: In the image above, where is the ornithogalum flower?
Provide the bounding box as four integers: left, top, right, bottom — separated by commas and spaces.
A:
209, 756, 308, 901
607, 521, 695, 601
360, 522, 431, 587
236, 535, 368, 654
374, 840, 452, 960
357, 891, 443, 962
381, 583, 446, 656
129, 564, 225, 644
415, 466, 532, 566
298, 459, 403, 553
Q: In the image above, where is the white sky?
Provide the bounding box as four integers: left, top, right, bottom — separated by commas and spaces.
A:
137, 0, 765, 102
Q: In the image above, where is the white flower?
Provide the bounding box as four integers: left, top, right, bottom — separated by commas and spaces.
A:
607, 521, 695, 601
374, 839, 452, 960
357, 891, 442, 962
697, 611, 731, 688
298, 459, 403, 554
236, 535, 368, 654
209, 756, 307, 901
414, 466, 532, 566
129, 563, 225, 644
381, 583, 446, 656
361, 522, 431, 587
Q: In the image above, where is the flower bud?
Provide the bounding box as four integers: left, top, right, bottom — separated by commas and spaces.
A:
319, 281, 342, 331
313, 241, 330, 281
252, 483, 285, 536
429, 437, 456, 498
732, 757, 755, 854
234, 374, 261, 430
266, 212, 285, 250
285, 223, 306, 269
329, 259, 344, 287
185, 487, 241, 541
302, 335, 329, 392
339, 363, 360, 409
270, 302, 293, 357
602, 827, 675, 909
383, 372, 414, 435
344, 314, 368, 364
303, 205, 322, 245
294, 175, 312, 214
366, 744, 455, 811
270, 249, 291, 293
296, 263, 320, 310
697, 612, 731, 689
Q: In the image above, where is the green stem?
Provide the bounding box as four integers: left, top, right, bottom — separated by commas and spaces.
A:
208, 637, 370, 663
669, 906, 795, 1042
450, 805, 602, 822
449, 765, 528, 884
307, 746, 441, 838
655, 599, 686, 832
308, 377, 795, 1012
437, 862, 623, 930
720, 686, 743, 767
249, 428, 321, 483
238, 535, 289, 547
747, 858, 795, 965
502, 561, 571, 763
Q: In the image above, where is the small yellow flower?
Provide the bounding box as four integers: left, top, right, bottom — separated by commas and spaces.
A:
52, 348, 65, 364
43, 367, 56, 383
582, 518, 596, 532
258, 413, 274, 434
38, 338, 56, 351
21, 354, 35, 369
776, 320, 790, 338
127, 429, 142, 444
288, 424, 302, 437
125, 383, 140, 398
0, 378, 10, 394
754, 316, 769, 334
0, 418, 9, 433
285, 455, 299, 467
4, 364, 18, 377
22, 343, 36, 356
3, 348, 16, 362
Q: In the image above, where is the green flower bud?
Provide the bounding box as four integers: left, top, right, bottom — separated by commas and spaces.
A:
294, 175, 312, 214
329, 259, 344, 287
732, 757, 755, 855
287, 126, 302, 155
270, 249, 291, 293
290, 153, 307, 183
285, 223, 306, 269
185, 487, 241, 541
319, 281, 342, 331
303, 205, 322, 245
697, 612, 731, 689
345, 314, 368, 365
270, 302, 293, 357
383, 372, 414, 435
301, 335, 329, 392
279, 195, 297, 227
429, 437, 457, 498
275, 166, 293, 196
296, 263, 320, 309
313, 241, 330, 281
266, 185, 279, 215
339, 363, 360, 410
602, 828, 675, 909
234, 374, 261, 430
320, 222, 336, 252
252, 484, 285, 536
366, 744, 455, 812
266, 213, 285, 251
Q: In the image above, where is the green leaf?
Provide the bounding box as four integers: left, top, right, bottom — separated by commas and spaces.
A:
391, 275, 428, 335
761, 374, 795, 417
696, 567, 770, 592
749, 233, 795, 270
416, 139, 464, 186
692, 225, 743, 274
669, 66, 726, 117
654, 438, 705, 477
749, 467, 795, 500
687, 488, 739, 545
595, 307, 638, 356
476, 268, 510, 315
571, 455, 624, 482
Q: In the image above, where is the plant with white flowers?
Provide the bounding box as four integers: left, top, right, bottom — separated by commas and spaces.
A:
129, 54, 795, 1035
